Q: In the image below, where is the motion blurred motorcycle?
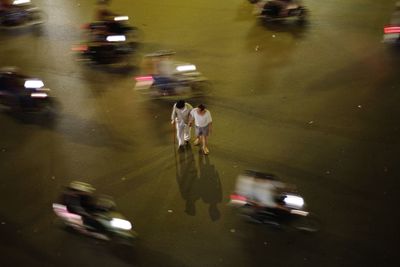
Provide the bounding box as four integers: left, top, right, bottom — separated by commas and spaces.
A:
0, 67, 55, 112
74, 16, 140, 65
383, 1, 400, 44
85, 14, 140, 40
134, 51, 210, 99
229, 170, 320, 232
73, 34, 138, 65
0, 0, 46, 30
251, 0, 308, 22
53, 181, 137, 245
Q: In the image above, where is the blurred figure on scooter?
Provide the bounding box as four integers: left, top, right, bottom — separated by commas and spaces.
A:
234, 170, 289, 211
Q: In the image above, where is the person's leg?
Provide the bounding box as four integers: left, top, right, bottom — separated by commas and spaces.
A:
202, 126, 210, 154
176, 122, 184, 146
193, 126, 200, 145
202, 136, 209, 154
183, 123, 191, 143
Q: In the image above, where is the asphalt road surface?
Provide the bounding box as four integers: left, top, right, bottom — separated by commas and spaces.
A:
1, 0, 400, 266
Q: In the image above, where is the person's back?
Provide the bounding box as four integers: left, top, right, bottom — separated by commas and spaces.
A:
63, 181, 95, 214
95, 0, 113, 21
62, 188, 84, 214
253, 180, 278, 208
80, 193, 97, 213
235, 171, 286, 209
157, 58, 175, 77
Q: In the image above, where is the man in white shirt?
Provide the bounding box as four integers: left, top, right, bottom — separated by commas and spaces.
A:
171, 100, 193, 148
189, 104, 212, 155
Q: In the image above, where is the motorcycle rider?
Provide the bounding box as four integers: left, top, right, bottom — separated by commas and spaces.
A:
255, 0, 300, 17
61, 181, 105, 233
235, 170, 290, 212
95, 0, 113, 21
92, 0, 128, 37
146, 51, 177, 93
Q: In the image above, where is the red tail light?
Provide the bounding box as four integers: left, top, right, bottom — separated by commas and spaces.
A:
384, 25, 400, 34
135, 76, 154, 82
230, 194, 247, 201
71, 45, 88, 52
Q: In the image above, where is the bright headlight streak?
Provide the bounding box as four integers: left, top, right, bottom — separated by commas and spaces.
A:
290, 210, 309, 216
284, 195, 304, 208
13, 0, 30, 5
111, 218, 132, 230
24, 80, 44, 89
176, 65, 196, 72
114, 16, 129, 21
31, 92, 48, 98
106, 35, 126, 42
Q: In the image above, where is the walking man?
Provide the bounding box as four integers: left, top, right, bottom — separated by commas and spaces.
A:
171, 100, 193, 148
189, 104, 212, 155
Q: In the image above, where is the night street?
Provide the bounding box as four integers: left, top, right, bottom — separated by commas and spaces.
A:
1, 0, 400, 266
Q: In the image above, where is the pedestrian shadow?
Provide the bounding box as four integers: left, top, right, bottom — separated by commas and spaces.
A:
198, 154, 223, 221
260, 19, 310, 39
176, 147, 222, 221
176, 145, 199, 216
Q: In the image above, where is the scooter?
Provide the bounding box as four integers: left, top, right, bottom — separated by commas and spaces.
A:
134, 51, 209, 99
229, 170, 320, 232
0, 67, 55, 113
230, 192, 320, 232
0, 0, 46, 30
83, 13, 141, 44
53, 193, 137, 245
72, 34, 138, 65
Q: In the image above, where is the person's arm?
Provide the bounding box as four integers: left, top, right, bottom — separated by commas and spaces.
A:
188, 109, 195, 127
171, 104, 176, 124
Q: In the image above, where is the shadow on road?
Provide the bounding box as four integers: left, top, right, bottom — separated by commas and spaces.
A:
260, 19, 310, 39
54, 112, 135, 151
2, 101, 61, 129
176, 146, 222, 221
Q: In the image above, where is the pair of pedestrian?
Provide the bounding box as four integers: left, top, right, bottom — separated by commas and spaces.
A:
170, 100, 212, 155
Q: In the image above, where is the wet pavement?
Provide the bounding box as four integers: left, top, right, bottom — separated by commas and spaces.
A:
1, 0, 400, 266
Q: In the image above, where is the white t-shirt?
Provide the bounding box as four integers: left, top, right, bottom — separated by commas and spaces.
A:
235, 175, 283, 208
171, 103, 193, 124
157, 60, 175, 77
190, 108, 212, 127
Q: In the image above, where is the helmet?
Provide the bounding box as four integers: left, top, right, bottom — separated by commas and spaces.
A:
68, 181, 95, 193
